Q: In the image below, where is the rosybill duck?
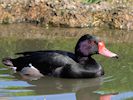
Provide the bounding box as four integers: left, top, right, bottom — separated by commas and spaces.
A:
2, 34, 118, 78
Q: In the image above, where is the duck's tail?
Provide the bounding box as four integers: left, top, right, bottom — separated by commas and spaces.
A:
2, 57, 17, 71
2, 57, 13, 67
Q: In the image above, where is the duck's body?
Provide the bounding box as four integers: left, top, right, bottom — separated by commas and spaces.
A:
2, 34, 117, 78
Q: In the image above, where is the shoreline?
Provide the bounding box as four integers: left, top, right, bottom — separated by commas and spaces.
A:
0, 0, 133, 30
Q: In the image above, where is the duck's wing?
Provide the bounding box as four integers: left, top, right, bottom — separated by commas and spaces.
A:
15, 50, 47, 56
12, 52, 76, 75
16, 50, 77, 62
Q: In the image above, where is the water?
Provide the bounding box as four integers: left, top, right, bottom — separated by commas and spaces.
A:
0, 24, 133, 100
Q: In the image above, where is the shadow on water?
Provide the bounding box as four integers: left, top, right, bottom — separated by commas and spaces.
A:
0, 24, 133, 100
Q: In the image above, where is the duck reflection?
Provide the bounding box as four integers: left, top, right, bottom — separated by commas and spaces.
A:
15, 73, 103, 100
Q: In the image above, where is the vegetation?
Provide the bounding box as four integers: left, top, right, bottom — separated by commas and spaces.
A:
84, 0, 102, 3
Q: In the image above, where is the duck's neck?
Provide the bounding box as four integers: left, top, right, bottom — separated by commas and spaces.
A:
77, 56, 94, 65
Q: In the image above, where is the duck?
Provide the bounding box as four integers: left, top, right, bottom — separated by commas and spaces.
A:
2, 34, 118, 78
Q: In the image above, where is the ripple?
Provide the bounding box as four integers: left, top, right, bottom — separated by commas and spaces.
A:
0, 68, 8, 70
0, 74, 14, 77
103, 76, 116, 83
0, 80, 34, 88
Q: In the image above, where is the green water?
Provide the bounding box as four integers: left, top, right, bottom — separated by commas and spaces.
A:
0, 24, 133, 100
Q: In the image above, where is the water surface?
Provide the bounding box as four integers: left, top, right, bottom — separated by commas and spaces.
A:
0, 24, 133, 100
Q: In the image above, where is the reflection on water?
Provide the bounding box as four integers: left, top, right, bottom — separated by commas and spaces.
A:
10, 93, 76, 100
0, 24, 133, 100
14, 74, 102, 100
100, 92, 133, 100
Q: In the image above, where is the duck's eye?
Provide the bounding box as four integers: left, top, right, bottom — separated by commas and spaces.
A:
88, 41, 95, 45
92, 41, 96, 45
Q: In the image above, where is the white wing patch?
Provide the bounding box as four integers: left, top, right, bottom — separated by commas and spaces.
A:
10, 67, 17, 73
21, 63, 43, 77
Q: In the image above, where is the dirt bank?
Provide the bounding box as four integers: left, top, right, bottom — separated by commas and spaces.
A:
0, 0, 133, 30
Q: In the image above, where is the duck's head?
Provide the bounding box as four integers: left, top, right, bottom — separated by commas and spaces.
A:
75, 34, 118, 58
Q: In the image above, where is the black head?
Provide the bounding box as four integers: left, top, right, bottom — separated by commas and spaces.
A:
75, 34, 99, 57
75, 34, 118, 58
